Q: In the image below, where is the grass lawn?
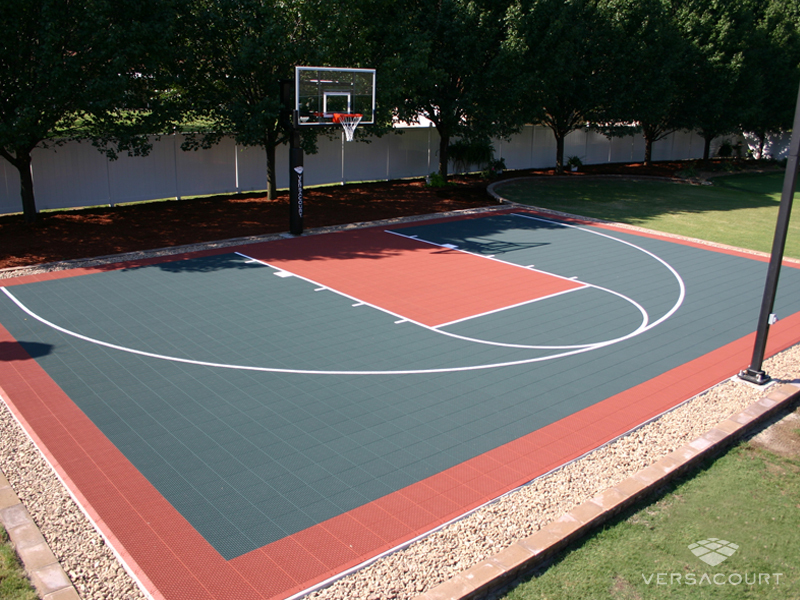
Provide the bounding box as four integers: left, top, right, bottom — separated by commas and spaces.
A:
502, 439, 800, 600
494, 172, 800, 259
0, 527, 37, 600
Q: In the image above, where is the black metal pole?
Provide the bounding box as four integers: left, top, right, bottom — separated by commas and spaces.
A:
289, 113, 304, 236
738, 81, 800, 384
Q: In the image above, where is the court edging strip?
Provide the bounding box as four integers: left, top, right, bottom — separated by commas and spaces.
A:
412, 382, 800, 600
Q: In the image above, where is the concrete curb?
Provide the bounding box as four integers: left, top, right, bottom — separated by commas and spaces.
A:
0, 469, 81, 600
413, 382, 800, 600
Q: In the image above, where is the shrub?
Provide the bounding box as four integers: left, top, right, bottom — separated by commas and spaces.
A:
448, 138, 495, 173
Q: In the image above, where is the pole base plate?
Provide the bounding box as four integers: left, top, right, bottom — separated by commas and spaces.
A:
738, 368, 771, 386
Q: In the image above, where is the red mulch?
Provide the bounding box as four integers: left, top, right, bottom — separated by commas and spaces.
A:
0, 162, 688, 271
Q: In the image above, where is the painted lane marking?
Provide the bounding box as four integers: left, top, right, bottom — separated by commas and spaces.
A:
0, 285, 651, 375
0, 221, 684, 376
510, 213, 686, 333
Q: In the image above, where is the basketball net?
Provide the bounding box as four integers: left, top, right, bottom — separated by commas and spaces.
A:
333, 113, 362, 142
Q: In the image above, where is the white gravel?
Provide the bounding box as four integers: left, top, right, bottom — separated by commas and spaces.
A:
1, 222, 798, 600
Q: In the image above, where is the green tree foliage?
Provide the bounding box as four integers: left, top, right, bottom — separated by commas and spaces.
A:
743, 0, 800, 157
397, 0, 515, 180
179, 0, 318, 200
504, 0, 614, 172
598, 0, 690, 164
674, 0, 762, 160
0, 0, 180, 223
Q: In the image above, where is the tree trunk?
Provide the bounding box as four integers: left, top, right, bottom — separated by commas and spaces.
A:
265, 129, 278, 200
702, 136, 712, 161
437, 128, 450, 180
1, 148, 38, 223
266, 140, 277, 200
554, 130, 565, 173
756, 133, 766, 160
643, 137, 653, 166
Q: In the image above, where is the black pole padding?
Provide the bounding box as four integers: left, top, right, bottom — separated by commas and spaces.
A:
739, 81, 800, 385
289, 121, 304, 236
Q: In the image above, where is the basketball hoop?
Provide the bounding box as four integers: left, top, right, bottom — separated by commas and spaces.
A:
333, 113, 362, 142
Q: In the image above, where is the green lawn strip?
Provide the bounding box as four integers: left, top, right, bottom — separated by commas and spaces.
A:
502, 442, 800, 600
496, 172, 800, 259
0, 526, 38, 600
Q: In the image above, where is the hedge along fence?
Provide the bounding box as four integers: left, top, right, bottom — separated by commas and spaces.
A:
0, 125, 784, 216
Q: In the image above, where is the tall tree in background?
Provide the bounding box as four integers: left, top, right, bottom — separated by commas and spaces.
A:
598, 0, 689, 164
397, 0, 515, 180
675, 0, 761, 160
741, 0, 800, 157
504, 0, 613, 172
180, 0, 316, 200
0, 0, 179, 223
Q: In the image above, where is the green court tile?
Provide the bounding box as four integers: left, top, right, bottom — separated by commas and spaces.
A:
326, 488, 372, 510
4, 219, 800, 561
351, 479, 397, 500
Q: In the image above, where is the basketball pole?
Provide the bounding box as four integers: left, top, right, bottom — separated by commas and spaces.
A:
289, 112, 304, 236
738, 80, 800, 385
281, 79, 304, 236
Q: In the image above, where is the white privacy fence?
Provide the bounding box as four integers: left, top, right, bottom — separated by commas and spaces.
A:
0, 125, 781, 215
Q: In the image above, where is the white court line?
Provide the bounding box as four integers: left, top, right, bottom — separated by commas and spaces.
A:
510, 213, 686, 332
0, 285, 642, 375
0, 224, 684, 375
433, 286, 586, 329
385, 229, 583, 286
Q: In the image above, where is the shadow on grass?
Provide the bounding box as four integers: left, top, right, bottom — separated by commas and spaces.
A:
494, 172, 788, 224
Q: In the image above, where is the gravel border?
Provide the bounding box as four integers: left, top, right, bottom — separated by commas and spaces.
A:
1, 205, 798, 600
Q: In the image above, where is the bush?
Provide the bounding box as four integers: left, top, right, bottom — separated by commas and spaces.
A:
425, 172, 450, 187
716, 139, 734, 158
481, 157, 506, 179
448, 138, 495, 173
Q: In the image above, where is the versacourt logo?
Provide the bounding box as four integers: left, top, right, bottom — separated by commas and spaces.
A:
688, 538, 739, 566
640, 537, 784, 586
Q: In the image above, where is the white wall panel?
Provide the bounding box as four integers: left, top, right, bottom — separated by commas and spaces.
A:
108, 135, 179, 204
387, 128, 432, 179
495, 126, 532, 171
0, 158, 21, 214
530, 126, 556, 168
343, 134, 392, 183
1, 126, 790, 216
32, 140, 109, 210
304, 133, 343, 187
174, 135, 236, 198
609, 134, 637, 164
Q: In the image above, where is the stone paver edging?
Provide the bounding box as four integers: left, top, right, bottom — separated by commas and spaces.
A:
413, 382, 800, 600
0, 469, 80, 600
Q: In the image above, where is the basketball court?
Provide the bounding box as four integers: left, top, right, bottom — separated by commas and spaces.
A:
2, 207, 800, 600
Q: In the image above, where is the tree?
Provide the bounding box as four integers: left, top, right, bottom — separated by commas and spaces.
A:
598, 0, 690, 164
396, 0, 516, 180
0, 0, 179, 223
180, 0, 319, 201
504, 0, 613, 172
674, 0, 762, 160
741, 0, 800, 157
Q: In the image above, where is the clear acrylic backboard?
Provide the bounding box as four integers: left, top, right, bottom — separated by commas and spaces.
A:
295, 66, 376, 127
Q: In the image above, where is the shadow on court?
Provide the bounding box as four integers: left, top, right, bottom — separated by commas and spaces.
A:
0, 340, 53, 360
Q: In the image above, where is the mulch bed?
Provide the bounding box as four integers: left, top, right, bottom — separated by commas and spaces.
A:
0, 161, 726, 271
